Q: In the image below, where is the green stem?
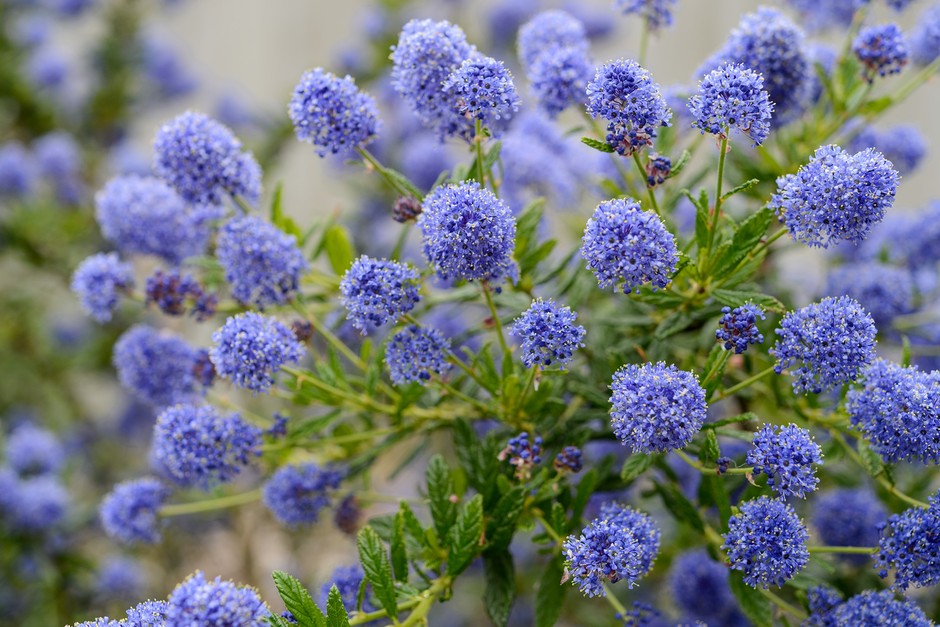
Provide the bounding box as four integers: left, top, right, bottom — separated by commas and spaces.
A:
712, 365, 777, 401
436, 378, 490, 412
828, 430, 930, 509
601, 582, 629, 617
290, 300, 368, 372
761, 589, 807, 621
712, 227, 787, 292
674, 449, 751, 475
233, 194, 254, 213
281, 366, 396, 414
638, 23, 650, 67
807, 545, 875, 555
357, 146, 415, 198
583, 112, 633, 193
631, 152, 661, 216
475, 118, 487, 190
533, 511, 565, 546
705, 135, 729, 262
160, 489, 262, 517
888, 55, 940, 110
349, 577, 451, 626
482, 282, 511, 356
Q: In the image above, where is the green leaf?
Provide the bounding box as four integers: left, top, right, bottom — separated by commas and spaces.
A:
379, 165, 424, 199
702, 412, 759, 430
484, 141, 503, 171
580, 136, 615, 153
535, 555, 567, 627
447, 494, 484, 576
694, 196, 710, 252
487, 486, 527, 550
701, 430, 721, 464
859, 95, 893, 115
857, 439, 885, 477
720, 178, 760, 202
326, 585, 351, 627
621, 453, 658, 481
729, 571, 774, 627
703, 473, 732, 526
267, 616, 294, 627
654, 310, 693, 341
712, 207, 775, 279
426, 455, 457, 541
483, 550, 516, 627
712, 288, 785, 313
668, 150, 691, 180
271, 571, 326, 627
654, 481, 705, 533
902, 335, 912, 367
322, 224, 356, 276
356, 526, 398, 621
391, 511, 409, 581
570, 469, 599, 529
398, 501, 429, 550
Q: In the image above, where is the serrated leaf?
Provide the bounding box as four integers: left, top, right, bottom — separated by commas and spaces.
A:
356, 526, 398, 620
694, 198, 710, 251
581, 136, 615, 153
267, 616, 294, 627
447, 494, 484, 576
398, 501, 429, 549
859, 96, 893, 115
701, 430, 721, 464
391, 512, 408, 581
712, 207, 775, 279
427, 455, 457, 540
654, 310, 693, 341
712, 288, 785, 313
535, 555, 567, 627
654, 481, 705, 533
271, 571, 326, 627
857, 438, 885, 477
322, 224, 356, 276
729, 571, 774, 627
621, 453, 657, 481
484, 141, 503, 170
326, 585, 351, 627
380, 165, 424, 199
668, 150, 691, 179
487, 486, 527, 550
483, 550, 515, 627
720, 178, 760, 202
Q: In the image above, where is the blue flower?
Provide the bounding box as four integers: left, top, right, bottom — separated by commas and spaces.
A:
910, 3, 940, 66
71, 253, 134, 323
554, 446, 583, 474
385, 324, 452, 385
783, 0, 857, 33
0, 142, 37, 199
644, 153, 671, 187
165, 571, 270, 626
722, 496, 809, 588
581, 198, 679, 294
517, 10, 589, 72
99, 478, 169, 545
153, 111, 261, 205
210, 312, 305, 393
847, 359, 940, 464
5, 423, 64, 477
145, 268, 217, 321
562, 502, 660, 597
442, 54, 520, 132
773, 296, 877, 394
94, 175, 212, 265
875, 491, 940, 589
586, 60, 672, 156
289, 68, 381, 157
262, 463, 344, 527
609, 362, 707, 454
824, 591, 932, 626
215, 215, 308, 308
825, 262, 914, 328
528, 47, 592, 118
848, 124, 927, 175
418, 182, 517, 284
615, 0, 677, 31
340, 256, 421, 334
141, 35, 197, 100
113, 325, 208, 407
811, 488, 886, 564
95, 557, 146, 602
747, 423, 823, 499
34, 131, 81, 179
499, 432, 543, 479
124, 600, 168, 627
716, 304, 765, 354
689, 63, 773, 146
319, 565, 376, 617
1, 474, 69, 532
510, 298, 585, 369
770, 145, 899, 248
853, 23, 908, 82
152, 404, 262, 490
668, 549, 747, 626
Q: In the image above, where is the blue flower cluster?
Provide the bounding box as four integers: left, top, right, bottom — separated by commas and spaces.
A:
516, 10, 588, 75
153, 111, 261, 205
442, 54, 520, 131
499, 432, 543, 479
0, 142, 35, 199
609, 362, 707, 454
288, 68, 380, 157
145, 268, 217, 321
773, 296, 877, 394
615, 0, 677, 31
215, 216, 308, 308
73, 600, 168, 627
847, 359, 940, 464
875, 490, 940, 589
644, 153, 671, 187
71, 253, 133, 323
825, 262, 914, 328
716, 304, 765, 354
554, 446, 583, 474
849, 124, 927, 175
668, 549, 747, 626
586, 60, 672, 156
0, 460, 69, 533
210, 312, 305, 393
99, 477, 169, 545
784, 0, 857, 32
811, 488, 886, 564
262, 463, 344, 526
747, 423, 823, 499
806, 589, 932, 626
910, 4, 940, 66
339, 256, 421, 334
581, 198, 679, 294
517, 11, 592, 117
509, 298, 585, 369
853, 24, 908, 82
689, 63, 773, 146
770, 145, 899, 248
152, 404, 262, 490
165, 571, 270, 626
384, 324, 452, 385
33, 131, 85, 204
419, 182, 517, 284
113, 325, 209, 407
5, 423, 64, 477
723, 496, 809, 588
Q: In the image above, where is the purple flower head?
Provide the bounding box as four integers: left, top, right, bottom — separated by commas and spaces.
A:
2, 474, 69, 532
554, 446, 583, 474
527, 46, 592, 117
716, 304, 765, 354
669, 549, 745, 626
615, 0, 677, 31
645, 153, 671, 187
0, 142, 37, 199
71, 253, 134, 323
510, 298, 585, 369
517, 10, 589, 72
848, 124, 926, 176
874, 490, 940, 589
145, 268, 217, 321
689, 63, 773, 146
812, 488, 887, 564
824, 590, 932, 626
723, 496, 809, 588
747, 423, 823, 499
113, 325, 208, 407
141, 35, 197, 100
825, 262, 915, 328
853, 23, 908, 82
498, 432, 543, 479
340, 256, 421, 334
125, 600, 168, 627
165, 571, 270, 626
99, 478, 169, 544
909, 3, 940, 66
443, 54, 520, 133
5, 422, 64, 477
385, 324, 452, 385
784, 0, 858, 32
210, 312, 305, 393
262, 463, 344, 527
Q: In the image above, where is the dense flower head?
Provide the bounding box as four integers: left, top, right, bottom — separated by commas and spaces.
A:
418, 182, 517, 284
770, 145, 899, 248
152, 404, 262, 490
340, 256, 421, 334
0, 142, 37, 198
784, 0, 858, 32
215, 215, 308, 308
442, 54, 520, 131
554, 446, 583, 474
773, 296, 877, 394
28, 47, 68, 91
1, 474, 69, 532
390, 19, 476, 139
811, 488, 887, 563
615, 0, 677, 31
669, 549, 746, 626
145, 268, 217, 321
385, 324, 452, 385
853, 23, 908, 81
847, 359, 940, 464
34, 131, 80, 179
71, 253, 133, 323
723, 496, 809, 588
141, 35, 197, 100
96, 556, 145, 601
644, 153, 671, 187
71, 619, 121, 627
825, 262, 914, 328
262, 463, 344, 526
689, 63, 773, 146
848, 124, 926, 176
94, 175, 212, 265
319, 565, 376, 616
909, 3, 940, 66
210, 312, 305, 393
562, 502, 660, 597
874, 491, 940, 589
499, 432, 543, 479
700, 7, 811, 125
99, 478, 169, 544
822, 590, 933, 626
517, 10, 589, 71
586, 60, 672, 155
716, 304, 765, 354
124, 600, 168, 627
288, 68, 380, 156
153, 111, 261, 205
526, 34, 592, 118
5, 423, 64, 477
609, 362, 707, 454
166, 571, 270, 626
510, 298, 586, 369
747, 423, 823, 499
113, 325, 208, 407
581, 198, 679, 294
